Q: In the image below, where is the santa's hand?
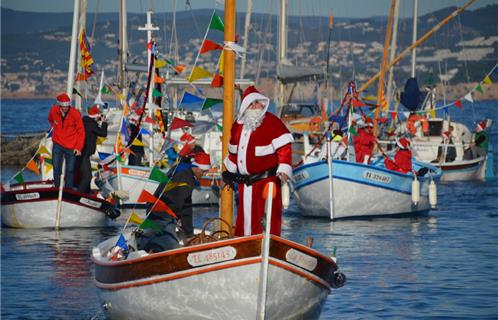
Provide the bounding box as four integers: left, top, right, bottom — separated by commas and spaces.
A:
277, 172, 289, 184
74, 149, 82, 156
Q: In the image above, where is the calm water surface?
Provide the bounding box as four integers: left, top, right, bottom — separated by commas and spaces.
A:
2, 99, 498, 319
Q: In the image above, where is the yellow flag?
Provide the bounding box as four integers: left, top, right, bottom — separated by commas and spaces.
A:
362, 95, 377, 101
132, 138, 145, 147
163, 181, 189, 192
219, 50, 225, 75
188, 66, 212, 82
36, 146, 50, 156
155, 60, 167, 68
428, 109, 436, 119
483, 76, 493, 85
128, 212, 143, 225
116, 92, 125, 101
96, 136, 106, 145
44, 163, 53, 174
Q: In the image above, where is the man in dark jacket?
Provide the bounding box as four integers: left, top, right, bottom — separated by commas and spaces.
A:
77, 105, 108, 194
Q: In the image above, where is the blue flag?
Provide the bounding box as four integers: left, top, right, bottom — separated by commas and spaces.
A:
139, 128, 151, 135
98, 152, 112, 161
180, 92, 204, 105
115, 234, 129, 251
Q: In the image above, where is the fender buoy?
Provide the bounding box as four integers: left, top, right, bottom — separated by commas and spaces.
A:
429, 179, 437, 208
411, 176, 420, 205
281, 182, 290, 209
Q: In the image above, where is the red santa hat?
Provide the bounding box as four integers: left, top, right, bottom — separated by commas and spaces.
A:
364, 117, 374, 127
237, 85, 270, 122
129, 113, 140, 125
476, 121, 486, 132
56, 93, 71, 107
88, 105, 101, 118
397, 137, 410, 149
192, 152, 211, 171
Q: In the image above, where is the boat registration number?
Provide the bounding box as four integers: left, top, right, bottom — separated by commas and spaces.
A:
187, 246, 237, 267
286, 248, 317, 271
15, 192, 40, 201
80, 198, 102, 208
293, 171, 309, 184
363, 171, 391, 184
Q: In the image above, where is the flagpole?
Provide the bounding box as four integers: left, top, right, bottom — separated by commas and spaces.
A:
55, 160, 66, 229
220, 0, 235, 234
67, 0, 81, 98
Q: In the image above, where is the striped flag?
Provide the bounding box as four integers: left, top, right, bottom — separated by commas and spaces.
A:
78, 30, 94, 80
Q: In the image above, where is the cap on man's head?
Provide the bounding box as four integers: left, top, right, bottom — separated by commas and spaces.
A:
397, 137, 410, 149
192, 152, 211, 170
476, 120, 486, 132
364, 117, 374, 127
242, 86, 260, 101
237, 85, 270, 121
56, 93, 71, 107
88, 105, 101, 118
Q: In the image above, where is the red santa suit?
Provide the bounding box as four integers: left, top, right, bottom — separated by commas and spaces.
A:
353, 121, 375, 164
224, 87, 293, 237
384, 138, 412, 173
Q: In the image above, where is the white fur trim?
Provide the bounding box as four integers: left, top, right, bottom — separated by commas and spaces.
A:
228, 143, 238, 154
237, 92, 270, 121
255, 144, 275, 156
193, 163, 210, 170
243, 184, 252, 236
277, 163, 293, 179
237, 127, 251, 175
223, 157, 237, 173
272, 133, 294, 150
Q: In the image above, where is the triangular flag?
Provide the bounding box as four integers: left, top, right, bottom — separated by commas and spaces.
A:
98, 152, 112, 161
36, 146, 50, 156
454, 100, 463, 108
96, 136, 106, 145
137, 190, 177, 219
154, 74, 165, 84
101, 85, 110, 94
138, 128, 151, 135
170, 117, 194, 130
26, 159, 40, 176
163, 181, 189, 192
72, 87, 82, 97
44, 163, 53, 174
352, 99, 366, 108
216, 124, 223, 132
115, 234, 129, 251
14, 172, 24, 184
390, 111, 397, 119
475, 84, 483, 93
139, 219, 162, 232
209, 13, 225, 32
202, 98, 223, 110
132, 138, 144, 147
180, 92, 204, 105
211, 74, 223, 87
483, 76, 492, 85
173, 64, 186, 74
188, 66, 212, 83
149, 166, 171, 183
219, 51, 225, 75
349, 126, 358, 136
128, 212, 143, 225
200, 39, 224, 54
152, 88, 162, 97
463, 92, 474, 103
154, 59, 167, 68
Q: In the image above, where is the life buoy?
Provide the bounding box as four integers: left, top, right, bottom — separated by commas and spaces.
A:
309, 117, 322, 132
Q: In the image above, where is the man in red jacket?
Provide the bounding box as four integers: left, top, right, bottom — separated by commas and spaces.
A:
384, 138, 413, 173
223, 86, 294, 237
353, 117, 376, 164
48, 93, 85, 189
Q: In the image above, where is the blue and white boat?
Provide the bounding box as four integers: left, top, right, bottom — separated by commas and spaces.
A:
292, 158, 441, 219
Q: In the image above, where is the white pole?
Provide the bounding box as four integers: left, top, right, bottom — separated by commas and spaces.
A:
55, 159, 66, 228
327, 138, 335, 220
139, 11, 159, 167
240, 0, 253, 79
278, 0, 287, 110
66, 0, 81, 97
411, 0, 418, 78
386, 0, 400, 111
257, 182, 275, 320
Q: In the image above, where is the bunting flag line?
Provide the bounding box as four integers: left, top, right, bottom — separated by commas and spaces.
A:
115, 234, 129, 251
131, 138, 144, 147
139, 218, 162, 232
202, 98, 223, 110
464, 92, 474, 103
25, 159, 40, 176
14, 172, 24, 184
475, 84, 483, 94
180, 92, 204, 105
36, 146, 51, 156
128, 212, 143, 225
483, 75, 492, 85
200, 39, 224, 54
154, 59, 167, 68
149, 166, 170, 183
454, 100, 463, 108
170, 117, 194, 130
209, 13, 225, 32
79, 30, 94, 79
188, 66, 213, 83
137, 190, 178, 219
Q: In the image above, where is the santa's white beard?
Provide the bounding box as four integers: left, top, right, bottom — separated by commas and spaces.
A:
241, 109, 265, 131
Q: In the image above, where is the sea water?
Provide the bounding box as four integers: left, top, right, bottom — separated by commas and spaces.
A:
1, 99, 498, 319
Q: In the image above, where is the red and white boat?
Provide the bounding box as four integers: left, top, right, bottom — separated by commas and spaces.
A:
1, 181, 119, 228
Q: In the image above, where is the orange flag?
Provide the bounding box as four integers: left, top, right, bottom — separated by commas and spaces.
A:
26, 159, 40, 176
137, 190, 178, 219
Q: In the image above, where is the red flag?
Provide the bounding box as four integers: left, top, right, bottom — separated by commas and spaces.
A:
211, 74, 224, 87
137, 190, 178, 219
454, 100, 463, 108
200, 39, 224, 54
178, 143, 193, 157
352, 98, 366, 108
144, 115, 156, 125
169, 117, 194, 130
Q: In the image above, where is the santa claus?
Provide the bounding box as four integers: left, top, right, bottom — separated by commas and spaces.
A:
223, 86, 294, 236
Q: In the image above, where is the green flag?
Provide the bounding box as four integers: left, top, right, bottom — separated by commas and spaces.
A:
475, 84, 483, 94
209, 13, 225, 32
349, 126, 358, 136
216, 124, 223, 132
202, 98, 223, 110
116, 154, 124, 163
139, 218, 162, 232
101, 85, 110, 94
149, 166, 170, 183
152, 88, 162, 97
14, 172, 24, 184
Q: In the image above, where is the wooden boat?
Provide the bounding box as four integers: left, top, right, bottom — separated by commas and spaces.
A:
93, 232, 345, 320
1, 181, 119, 228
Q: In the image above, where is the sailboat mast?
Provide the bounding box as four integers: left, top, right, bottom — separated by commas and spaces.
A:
220, 0, 236, 231
74, 0, 87, 111
411, 0, 418, 78
67, 0, 81, 97
278, 0, 288, 109
385, 0, 399, 112
119, 0, 128, 93
240, 0, 252, 79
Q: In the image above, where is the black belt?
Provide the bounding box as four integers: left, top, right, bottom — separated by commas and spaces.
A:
222, 167, 278, 186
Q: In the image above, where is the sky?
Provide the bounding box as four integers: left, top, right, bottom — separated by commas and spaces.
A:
2, 0, 498, 18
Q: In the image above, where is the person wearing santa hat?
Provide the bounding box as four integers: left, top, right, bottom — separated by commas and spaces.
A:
77, 105, 108, 193
384, 137, 413, 173
474, 120, 489, 155
48, 93, 85, 189
223, 85, 294, 237
353, 117, 376, 164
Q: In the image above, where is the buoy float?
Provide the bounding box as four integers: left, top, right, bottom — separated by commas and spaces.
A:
411, 175, 420, 205
429, 179, 437, 208
281, 182, 290, 209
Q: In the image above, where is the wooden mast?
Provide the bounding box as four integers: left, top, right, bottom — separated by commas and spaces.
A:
220, 0, 236, 232
360, 0, 477, 93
